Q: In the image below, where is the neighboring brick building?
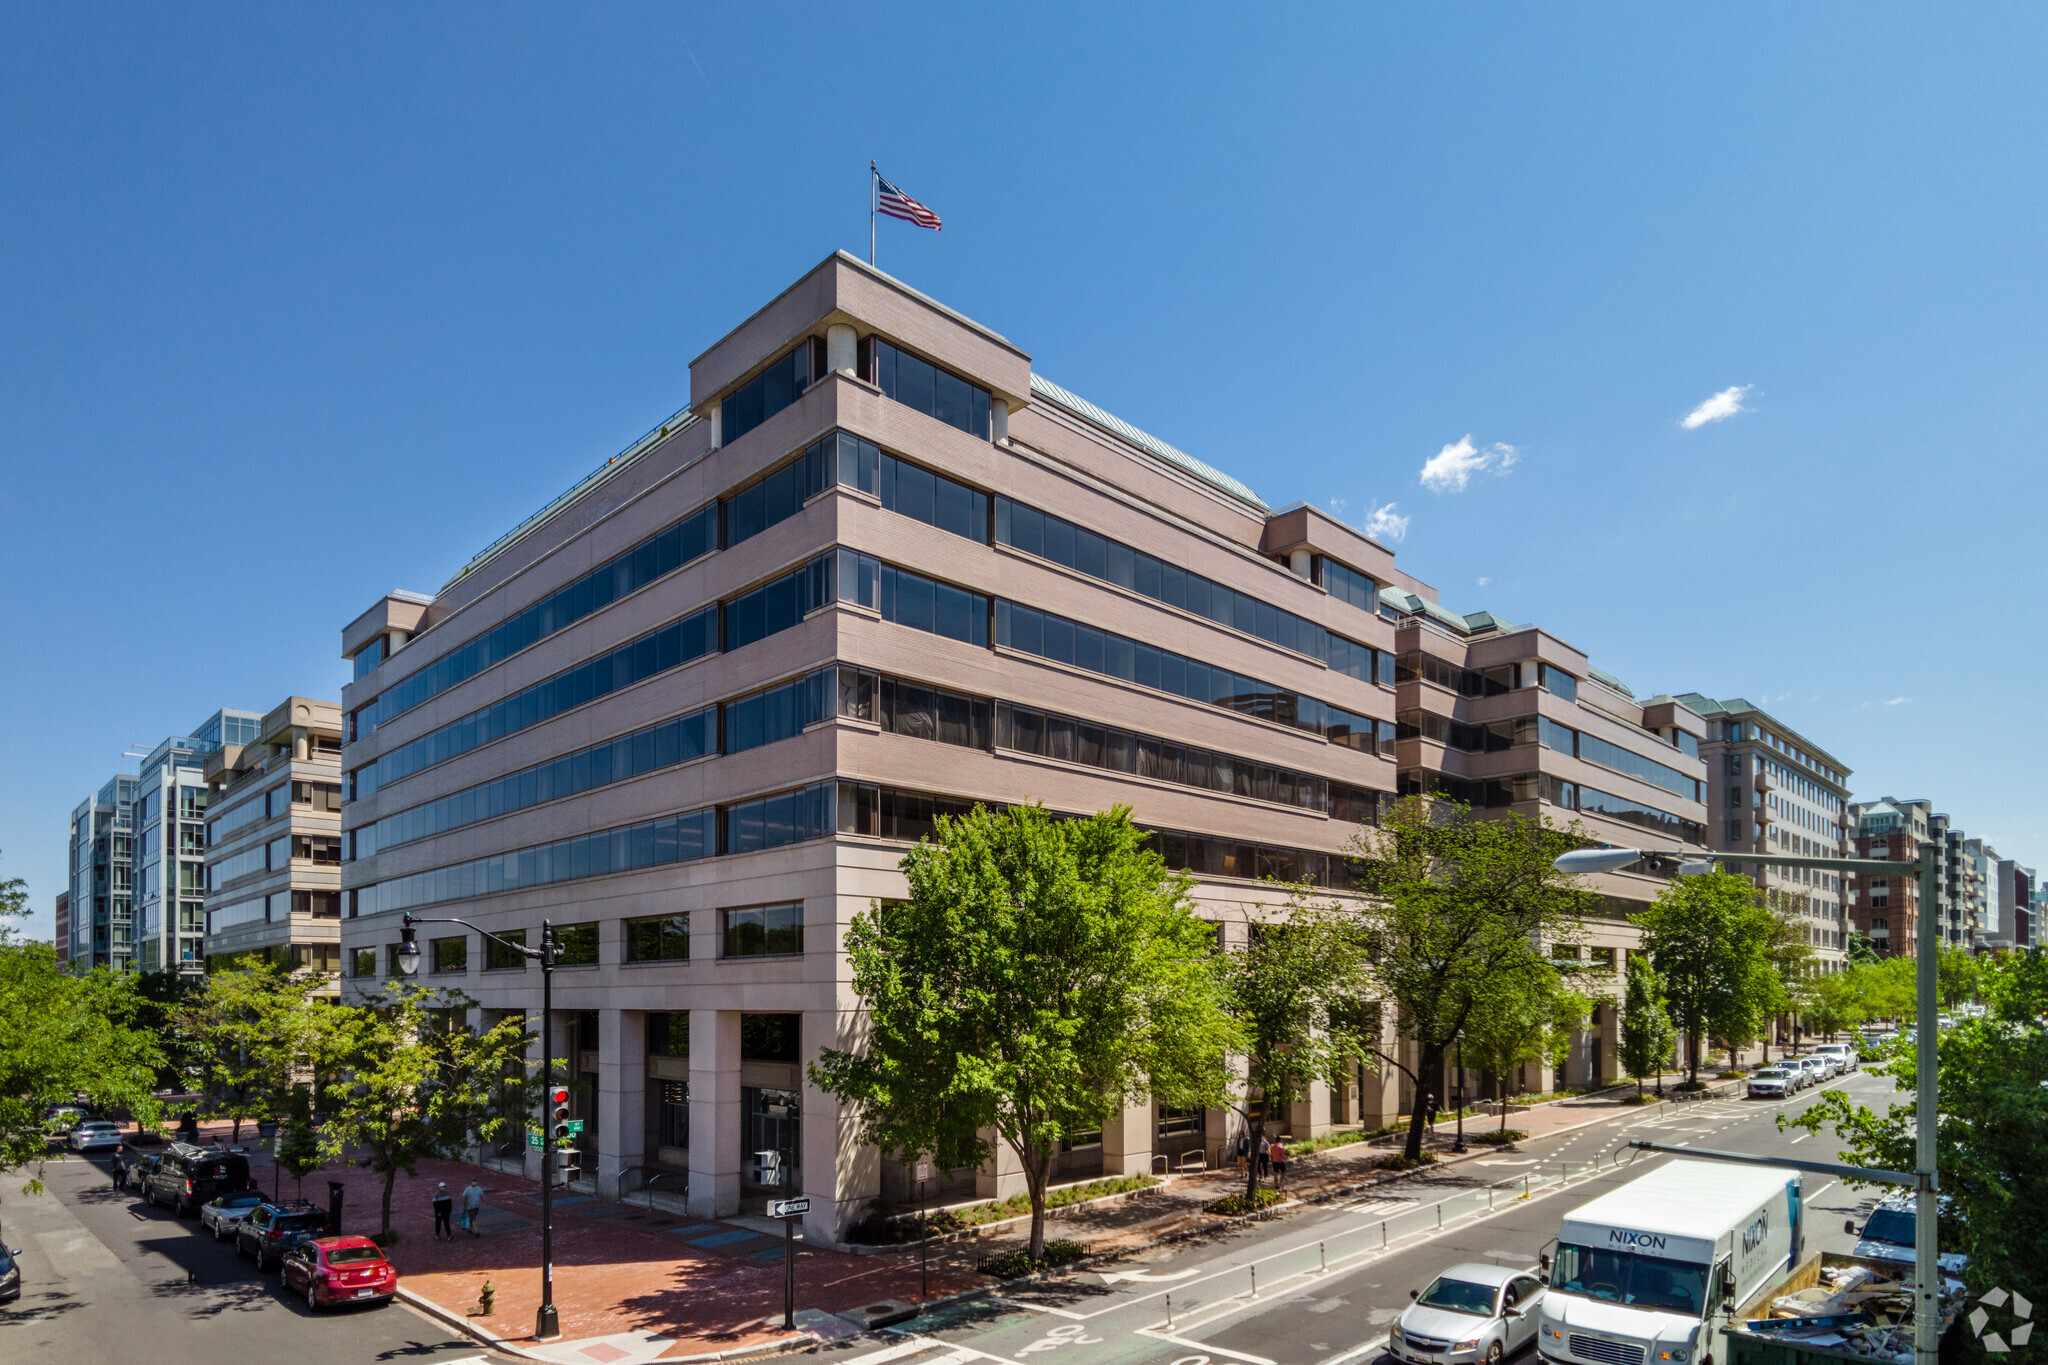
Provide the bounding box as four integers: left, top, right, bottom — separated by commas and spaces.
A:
1847, 797, 1934, 958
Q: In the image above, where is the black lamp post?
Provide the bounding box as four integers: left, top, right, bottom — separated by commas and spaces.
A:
399, 911, 562, 1342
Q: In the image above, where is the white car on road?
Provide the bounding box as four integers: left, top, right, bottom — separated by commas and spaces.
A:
1390, 1262, 1546, 1365
199, 1190, 268, 1241
1811, 1042, 1858, 1074
68, 1121, 122, 1152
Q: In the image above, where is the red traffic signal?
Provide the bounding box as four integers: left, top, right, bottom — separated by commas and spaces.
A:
550, 1086, 569, 1106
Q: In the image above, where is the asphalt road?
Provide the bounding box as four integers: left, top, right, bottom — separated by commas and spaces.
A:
0, 1147, 516, 1364
823, 1069, 1897, 1365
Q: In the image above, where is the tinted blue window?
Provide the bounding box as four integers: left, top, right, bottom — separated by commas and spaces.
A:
723, 342, 819, 447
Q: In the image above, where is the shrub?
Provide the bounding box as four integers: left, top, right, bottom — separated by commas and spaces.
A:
1617, 1092, 1658, 1106
979, 1250, 1036, 1279
1717, 1070, 1747, 1080
1041, 1240, 1089, 1267
1471, 1129, 1526, 1146
1206, 1188, 1284, 1216
1375, 1152, 1439, 1171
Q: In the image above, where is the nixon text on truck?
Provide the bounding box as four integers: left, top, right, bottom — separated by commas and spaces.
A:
1539, 1160, 1804, 1365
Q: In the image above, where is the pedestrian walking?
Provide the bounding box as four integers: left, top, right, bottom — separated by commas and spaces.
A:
1269, 1137, 1289, 1192
431, 1182, 454, 1241
461, 1179, 484, 1236
1256, 1134, 1271, 1182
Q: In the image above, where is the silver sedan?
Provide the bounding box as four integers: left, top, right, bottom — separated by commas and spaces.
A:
1390, 1263, 1547, 1365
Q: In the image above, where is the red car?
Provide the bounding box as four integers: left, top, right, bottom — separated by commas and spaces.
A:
279, 1236, 397, 1310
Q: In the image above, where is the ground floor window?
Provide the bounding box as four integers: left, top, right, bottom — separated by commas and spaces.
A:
743, 1086, 801, 1192
654, 1080, 688, 1150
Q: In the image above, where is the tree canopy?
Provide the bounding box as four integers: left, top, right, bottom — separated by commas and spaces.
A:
1346, 798, 1591, 1160
812, 803, 1235, 1258
1633, 871, 1777, 1086
1618, 952, 1678, 1096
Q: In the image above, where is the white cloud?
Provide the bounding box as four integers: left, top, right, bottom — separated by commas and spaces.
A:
1681, 385, 1752, 429
1419, 435, 1521, 493
1883, 696, 1911, 707
1477, 576, 1491, 587
1362, 501, 1411, 542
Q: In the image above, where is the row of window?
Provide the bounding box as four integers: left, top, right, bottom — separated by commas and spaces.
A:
1541, 775, 1708, 845
1539, 717, 1702, 802
349, 777, 1364, 920
994, 498, 1387, 677
207, 890, 341, 934
993, 598, 1383, 748
359, 503, 720, 734
209, 835, 342, 891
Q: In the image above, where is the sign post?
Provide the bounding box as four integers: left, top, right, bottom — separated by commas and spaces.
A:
914, 1159, 933, 1302
767, 1197, 810, 1330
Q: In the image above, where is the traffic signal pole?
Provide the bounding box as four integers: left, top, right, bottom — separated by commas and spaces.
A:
537, 918, 559, 1342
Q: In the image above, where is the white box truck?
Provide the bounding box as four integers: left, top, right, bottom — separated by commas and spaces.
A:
1538, 1160, 1804, 1365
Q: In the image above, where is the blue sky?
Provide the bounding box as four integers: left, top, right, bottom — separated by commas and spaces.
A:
6, 5, 2045, 937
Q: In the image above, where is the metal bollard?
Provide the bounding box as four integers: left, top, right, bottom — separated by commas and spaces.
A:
1251, 1264, 1259, 1298
1167, 1293, 1172, 1328
1524, 1174, 1530, 1199
1488, 1184, 1493, 1209
1383, 1220, 1388, 1248
1437, 1202, 1442, 1228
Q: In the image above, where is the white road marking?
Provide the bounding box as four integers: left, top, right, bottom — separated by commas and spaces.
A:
1810, 1181, 1838, 1200
1789, 1135, 1810, 1145
1100, 1268, 1200, 1285
844, 1338, 958, 1365
1137, 1328, 1279, 1365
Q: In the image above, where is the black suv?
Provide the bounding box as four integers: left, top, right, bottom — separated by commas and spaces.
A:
142, 1142, 253, 1215
235, 1200, 327, 1271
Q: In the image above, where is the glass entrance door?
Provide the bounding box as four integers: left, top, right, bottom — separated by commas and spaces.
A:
742, 1086, 801, 1195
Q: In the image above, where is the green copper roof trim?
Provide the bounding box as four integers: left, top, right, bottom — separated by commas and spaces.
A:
1029, 374, 1270, 513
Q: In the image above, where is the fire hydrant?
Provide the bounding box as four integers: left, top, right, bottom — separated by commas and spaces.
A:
478, 1281, 496, 1316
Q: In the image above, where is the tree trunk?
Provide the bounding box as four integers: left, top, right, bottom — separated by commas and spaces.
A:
1244, 1112, 1265, 1204
1687, 1029, 1700, 1087
380, 1165, 397, 1237
1402, 1043, 1445, 1161
1022, 1144, 1051, 1261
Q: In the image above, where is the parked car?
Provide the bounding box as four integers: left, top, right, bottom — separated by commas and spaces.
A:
1807, 1051, 1842, 1079
1792, 1056, 1829, 1087
68, 1120, 122, 1152
199, 1189, 268, 1241
281, 1236, 397, 1310
235, 1200, 327, 1271
0, 1231, 19, 1305
1847, 1192, 1969, 1274
1812, 1042, 1858, 1074
1747, 1065, 1801, 1099
143, 1142, 252, 1216
45, 1105, 87, 1135
1390, 1262, 1545, 1365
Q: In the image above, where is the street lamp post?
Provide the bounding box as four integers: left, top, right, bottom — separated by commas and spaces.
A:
1554, 843, 1943, 1365
398, 911, 563, 1343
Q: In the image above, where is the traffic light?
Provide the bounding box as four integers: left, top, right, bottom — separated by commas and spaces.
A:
550, 1087, 571, 1142
559, 1146, 581, 1182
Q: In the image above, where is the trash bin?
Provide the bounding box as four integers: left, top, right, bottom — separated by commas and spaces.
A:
326, 1180, 345, 1236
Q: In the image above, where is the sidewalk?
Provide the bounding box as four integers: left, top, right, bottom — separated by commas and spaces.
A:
150, 1071, 1752, 1362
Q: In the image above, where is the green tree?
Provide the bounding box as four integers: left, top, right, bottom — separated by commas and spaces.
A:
1220, 889, 1372, 1200
1935, 944, 1981, 1009
179, 963, 338, 1140
319, 984, 537, 1239
1347, 798, 1591, 1162
1758, 901, 1814, 1061
1784, 949, 2048, 1313
1618, 953, 1679, 1097
275, 1083, 321, 1200
811, 804, 1235, 1259
1461, 970, 1591, 1133
1845, 930, 1880, 965
1803, 969, 1867, 1041
1633, 871, 1777, 1087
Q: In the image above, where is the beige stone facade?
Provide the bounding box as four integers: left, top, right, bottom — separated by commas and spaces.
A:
335, 252, 1704, 1239
202, 698, 345, 985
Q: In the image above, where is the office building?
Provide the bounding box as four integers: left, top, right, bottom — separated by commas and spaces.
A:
1984, 856, 2033, 952
67, 774, 137, 971
53, 891, 69, 961
1671, 695, 1851, 970
337, 252, 1701, 1240
201, 698, 346, 983
131, 709, 262, 974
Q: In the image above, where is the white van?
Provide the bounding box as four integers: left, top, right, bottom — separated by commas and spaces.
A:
1538, 1160, 1802, 1365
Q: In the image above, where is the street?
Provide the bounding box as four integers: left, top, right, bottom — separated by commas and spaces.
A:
823, 1070, 1892, 1365
0, 1147, 515, 1363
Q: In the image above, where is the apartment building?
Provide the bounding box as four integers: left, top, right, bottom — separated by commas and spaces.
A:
1675, 696, 1851, 970
130, 710, 263, 974
67, 774, 136, 971
53, 891, 69, 961
201, 698, 346, 984
1984, 856, 2033, 952
1387, 598, 1711, 1090
1847, 797, 1942, 958
335, 252, 1680, 1241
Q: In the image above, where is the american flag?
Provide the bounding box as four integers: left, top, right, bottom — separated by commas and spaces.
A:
876, 173, 942, 230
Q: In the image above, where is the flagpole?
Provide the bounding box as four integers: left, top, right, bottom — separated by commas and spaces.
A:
869, 161, 877, 266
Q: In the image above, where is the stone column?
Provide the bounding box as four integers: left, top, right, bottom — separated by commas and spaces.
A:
801, 1007, 877, 1246
687, 1010, 743, 1219
975, 1128, 1027, 1200
991, 398, 1010, 445
1101, 1098, 1155, 1177
1287, 1079, 1332, 1139
597, 1009, 645, 1199
826, 323, 858, 375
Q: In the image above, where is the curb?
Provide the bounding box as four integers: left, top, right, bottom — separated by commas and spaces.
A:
398, 1285, 820, 1364
970, 1088, 1743, 1285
